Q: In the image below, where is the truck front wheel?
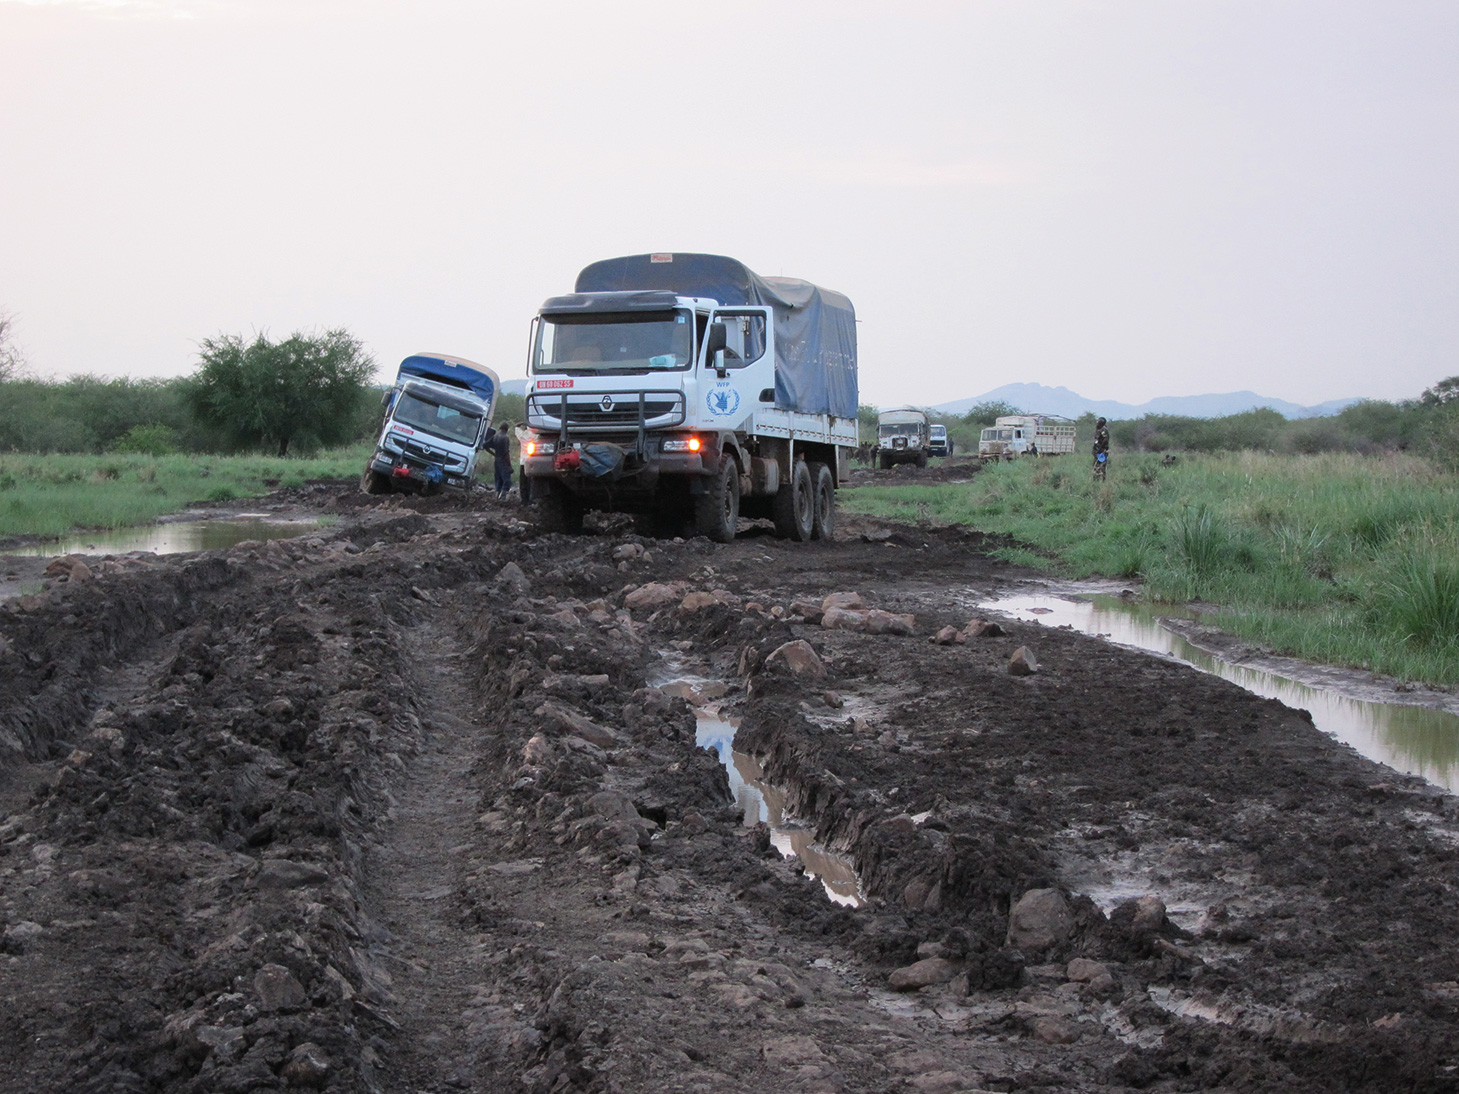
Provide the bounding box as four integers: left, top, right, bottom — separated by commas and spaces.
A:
695, 457, 740, 543
536, 481, 584, 534
772, 460, 814, 541
810, 462, 835, 541
361, 467, 392, 495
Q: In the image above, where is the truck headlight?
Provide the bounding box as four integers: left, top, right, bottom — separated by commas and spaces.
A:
661, 435, 702, 453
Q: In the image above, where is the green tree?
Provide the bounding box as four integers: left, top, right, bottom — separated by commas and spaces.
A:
961, 400, 1022, 427
1420, 376, 1459, 406
857, 403, 880, 444
0, 310, 26, 381
186, 329, 376, 456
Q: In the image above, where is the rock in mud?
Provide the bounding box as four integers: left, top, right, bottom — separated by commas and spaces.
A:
254, 963, 309, 1012
766, 639, 827, 678
1008, 645, 1039, 675
889, 956, 958, 991
1007, 888, 1075, 952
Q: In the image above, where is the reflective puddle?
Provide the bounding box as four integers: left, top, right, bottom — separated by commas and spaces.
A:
657, 675, 864, 906
6, 516, 324, 559
981, 588, 1459, 793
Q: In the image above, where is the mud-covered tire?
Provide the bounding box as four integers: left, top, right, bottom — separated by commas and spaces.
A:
361, 467, 392, 495
537, 481, 584, 534
879, 453, 892, 470
518, 468, 533, 505
772, 459, 814, 541
694, 456, 740, 543
916, 451, 928, 469
809, 462, 835, 541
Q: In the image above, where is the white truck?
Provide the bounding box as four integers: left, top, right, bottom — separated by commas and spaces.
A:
977, 414, 1076, 460
361, 353, 501, 495
519, 253, 858, 542
875, 407, 931, 469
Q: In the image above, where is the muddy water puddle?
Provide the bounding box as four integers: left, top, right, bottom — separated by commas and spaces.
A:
981, 586, 1459, 793
654, 671, 863, 906
6, 515, 324, 559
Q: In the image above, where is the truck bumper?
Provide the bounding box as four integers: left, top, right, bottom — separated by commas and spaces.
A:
522, 449, 710, 505
368, 454, 471, 492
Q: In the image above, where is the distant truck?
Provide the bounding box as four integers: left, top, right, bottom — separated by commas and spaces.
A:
875, 407, 930, 469
928, 423, 952, 458
519, 253, 858, 542
361, 353, 500, 495
977, 414, 1076, 460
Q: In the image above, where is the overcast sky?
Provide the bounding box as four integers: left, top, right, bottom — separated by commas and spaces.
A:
1, 0, 1455, 410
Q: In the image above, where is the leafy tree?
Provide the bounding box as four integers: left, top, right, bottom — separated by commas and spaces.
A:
186, 329, 376, 456
961, 400, 1022, 427
1420, 376, 1459, 406
0, 310, 26, 381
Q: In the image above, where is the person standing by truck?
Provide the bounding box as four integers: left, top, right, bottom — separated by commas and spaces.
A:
485, 426, 513, 499
1092, 417, 1110, 481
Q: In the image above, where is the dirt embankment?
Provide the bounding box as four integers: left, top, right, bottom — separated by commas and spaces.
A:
1, 485, 1458, 1093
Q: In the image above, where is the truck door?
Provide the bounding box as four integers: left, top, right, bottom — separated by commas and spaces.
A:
701, 307, 771, 426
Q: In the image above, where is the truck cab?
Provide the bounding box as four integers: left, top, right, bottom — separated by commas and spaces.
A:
928, 423, 951, 458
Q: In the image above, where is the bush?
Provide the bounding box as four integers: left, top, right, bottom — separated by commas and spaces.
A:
112, 424, 180, 456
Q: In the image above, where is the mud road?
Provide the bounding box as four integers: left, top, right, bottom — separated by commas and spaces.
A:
2, 481, 1457, 1093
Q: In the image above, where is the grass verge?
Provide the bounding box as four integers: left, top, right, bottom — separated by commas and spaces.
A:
843, 451, 1459, 686
0, 446, 370, 541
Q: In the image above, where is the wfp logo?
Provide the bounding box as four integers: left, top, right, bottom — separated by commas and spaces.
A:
706, 385, 741, 417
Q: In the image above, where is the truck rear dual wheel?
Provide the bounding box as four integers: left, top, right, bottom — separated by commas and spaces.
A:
773, 459, 814, 541
694, 457, 740, 543
809, 462, 835, 541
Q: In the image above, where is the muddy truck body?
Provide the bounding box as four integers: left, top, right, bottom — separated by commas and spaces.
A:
361, 353, 501, 496
978, 414, 1076, 460
519, 253, 858, 542
875, 406, 931, 468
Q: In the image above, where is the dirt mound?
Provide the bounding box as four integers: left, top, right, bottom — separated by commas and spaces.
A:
1, 484, 1457, 1092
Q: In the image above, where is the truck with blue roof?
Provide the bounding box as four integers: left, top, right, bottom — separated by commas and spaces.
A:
518, 253, 859, 542
361, 352, 501, 496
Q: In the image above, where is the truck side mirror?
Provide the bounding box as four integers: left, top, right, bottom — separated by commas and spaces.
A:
705, 322, 731, 378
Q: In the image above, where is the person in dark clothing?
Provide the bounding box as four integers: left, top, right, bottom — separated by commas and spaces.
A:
1092, 417, 1110, 481
485, 426, 512, 499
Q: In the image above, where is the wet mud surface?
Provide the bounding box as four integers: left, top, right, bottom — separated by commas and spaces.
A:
2, 481, 1458, 1093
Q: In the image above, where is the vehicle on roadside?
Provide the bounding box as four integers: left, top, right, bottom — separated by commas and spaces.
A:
361, 353, 500, 496
518, 252, 858, 542
875, 406, 931, 469
977, 414, 1075, 460
928, 423, 952, 458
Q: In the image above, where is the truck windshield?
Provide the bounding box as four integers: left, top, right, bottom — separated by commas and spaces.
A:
880, 424, 921, 438
392, 391, 482, 444
535, 310, 693, 374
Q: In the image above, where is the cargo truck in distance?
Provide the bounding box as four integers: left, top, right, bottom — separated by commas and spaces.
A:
518, 253, 858, 543
875, 406, 931, 468
361, 353, 500, 496
977, 414, 1076, 460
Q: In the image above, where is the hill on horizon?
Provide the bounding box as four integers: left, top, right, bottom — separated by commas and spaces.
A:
931, 382, 1361, 421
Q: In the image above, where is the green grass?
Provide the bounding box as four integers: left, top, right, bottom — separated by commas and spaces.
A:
843, 451, 1459, 685
0, 445, 370, 541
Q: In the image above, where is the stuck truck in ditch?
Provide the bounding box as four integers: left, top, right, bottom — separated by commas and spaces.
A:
361, 353, 500, 496
518, 253, 858, 542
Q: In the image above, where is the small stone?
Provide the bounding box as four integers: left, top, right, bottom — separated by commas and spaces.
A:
931, 626, 963, 645
821, 591, 866, 611
255, 860, 329, 890
679, 591, 720, 613
1032, 1016, 1083, 1044
280, 1042, 331, 1087
1008, 646, 1039, 676
495, 562, 532, 596
962, 619, 1005, 637
888, 957, 957, 991
253, 963, 308, 1012
1066, 957, 1109, 982
766, 639, 827, 679
1006, 888, 1075, 952
2, 920, 45, 954
624, 582, 680, 611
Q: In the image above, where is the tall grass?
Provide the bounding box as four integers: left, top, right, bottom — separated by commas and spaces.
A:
842, 451, 1459, 685
0, 445, 371, 541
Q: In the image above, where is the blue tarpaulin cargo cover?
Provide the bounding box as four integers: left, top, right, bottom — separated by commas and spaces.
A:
398, 354, 499, 409
573, 253, 858, 419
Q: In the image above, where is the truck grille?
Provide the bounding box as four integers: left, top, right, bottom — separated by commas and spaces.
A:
527, 390, 685, 432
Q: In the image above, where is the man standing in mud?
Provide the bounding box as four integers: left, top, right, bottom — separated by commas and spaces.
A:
1092, 417, 1110, 480
485, 426, 512, 499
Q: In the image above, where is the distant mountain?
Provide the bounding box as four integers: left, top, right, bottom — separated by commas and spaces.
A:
932, 383, 1361, 421
501, 377, 529, 396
